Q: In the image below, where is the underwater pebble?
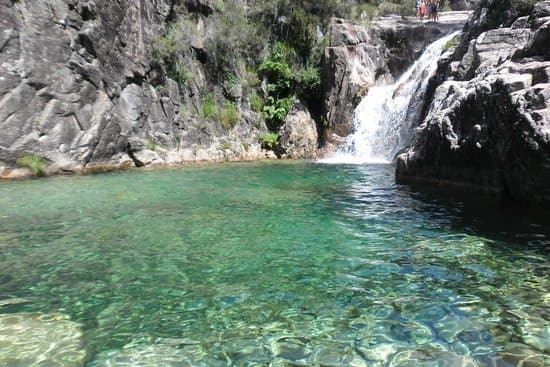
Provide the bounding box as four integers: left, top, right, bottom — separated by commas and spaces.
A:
271, 338, 312, 362
488, 343, 547, 367
358, 343, 397, 362
312, 346, 353, 366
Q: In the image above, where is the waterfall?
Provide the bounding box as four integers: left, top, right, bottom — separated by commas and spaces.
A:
320, 32, 459, 164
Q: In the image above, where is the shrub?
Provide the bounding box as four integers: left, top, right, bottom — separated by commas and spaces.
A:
155, 84, 165, 94
173, 61, 192, 85
250, 94, 265, 113
224, 72, 240, 88
259, 132, 279, 149
296, 66, 321, 95
16, 154, 46, 176
258, 47, 294, 98
220, 101, 240, 129
202, 93, 218, 119
378, 1, 416, 17
263, 96, 294, 130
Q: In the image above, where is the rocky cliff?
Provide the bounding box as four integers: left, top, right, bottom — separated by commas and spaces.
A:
321, 12, 471, 149
396, 0, 550, 204
0, 0, 273, 178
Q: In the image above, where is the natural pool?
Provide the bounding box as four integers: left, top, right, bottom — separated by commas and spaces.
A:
0, 162, 548, 366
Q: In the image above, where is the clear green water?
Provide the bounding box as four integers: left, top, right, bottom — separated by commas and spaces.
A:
0, 162, 548, 366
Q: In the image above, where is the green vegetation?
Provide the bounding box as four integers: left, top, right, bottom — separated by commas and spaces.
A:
377, 0, 416, 16
16, 154, 46, 176
258, 44, 320, 130
154, 17, 196, 86
263, 96, 294, 129
296, 66, 321, 97
202, 93, 240, 129
157, 0, 469, 136
258, 43, 295, 98
443, 36, 460, 52
205, 0, 266, 82
173, 62, 192, 85
250, 94, 265, 113
202, 93, 218, 119
220, 101, 240, 129
155, 84, 165, 94
259, 132, 279, 149
146, 139, 157, 151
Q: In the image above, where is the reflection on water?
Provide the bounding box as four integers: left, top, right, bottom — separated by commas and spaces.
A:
0, 162, 548, 366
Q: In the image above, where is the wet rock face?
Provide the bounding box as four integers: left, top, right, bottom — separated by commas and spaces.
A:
0, 0, 267, 176
397, 1, 550, 203
321, 13, 470, 150
322, 18, 386, 147
278, 103, 319, 159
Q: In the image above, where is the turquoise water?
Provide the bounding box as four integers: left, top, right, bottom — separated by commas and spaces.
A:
0, 162, 548, 366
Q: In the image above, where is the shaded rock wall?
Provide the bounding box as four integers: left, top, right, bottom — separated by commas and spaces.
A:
0, 0, 268, 177
397, 1, 550, 204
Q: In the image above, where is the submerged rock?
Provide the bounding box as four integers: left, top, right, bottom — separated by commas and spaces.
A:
0, 312, 86, 366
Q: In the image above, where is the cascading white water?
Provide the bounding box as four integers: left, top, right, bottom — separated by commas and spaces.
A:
320, 32, 459, 164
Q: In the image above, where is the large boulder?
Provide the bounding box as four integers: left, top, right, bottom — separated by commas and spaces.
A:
397, 1, 550, 203
279, 103, 319, 159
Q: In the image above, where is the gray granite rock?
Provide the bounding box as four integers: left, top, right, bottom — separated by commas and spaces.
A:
397, 1, 550, 203
279, 103, 319, 159
0, 0, 268, 177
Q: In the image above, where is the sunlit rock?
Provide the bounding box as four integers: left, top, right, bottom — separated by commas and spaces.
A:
0, 312, 86, 366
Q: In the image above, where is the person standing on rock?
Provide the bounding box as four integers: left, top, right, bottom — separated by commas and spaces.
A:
427, 0, 439, 21
420, 0, 427, 20
416, 0, 423, 18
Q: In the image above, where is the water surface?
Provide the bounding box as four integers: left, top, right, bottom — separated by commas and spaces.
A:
0, 162, 548, 366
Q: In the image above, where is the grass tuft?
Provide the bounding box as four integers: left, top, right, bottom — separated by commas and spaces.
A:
16, 154, 47, 176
